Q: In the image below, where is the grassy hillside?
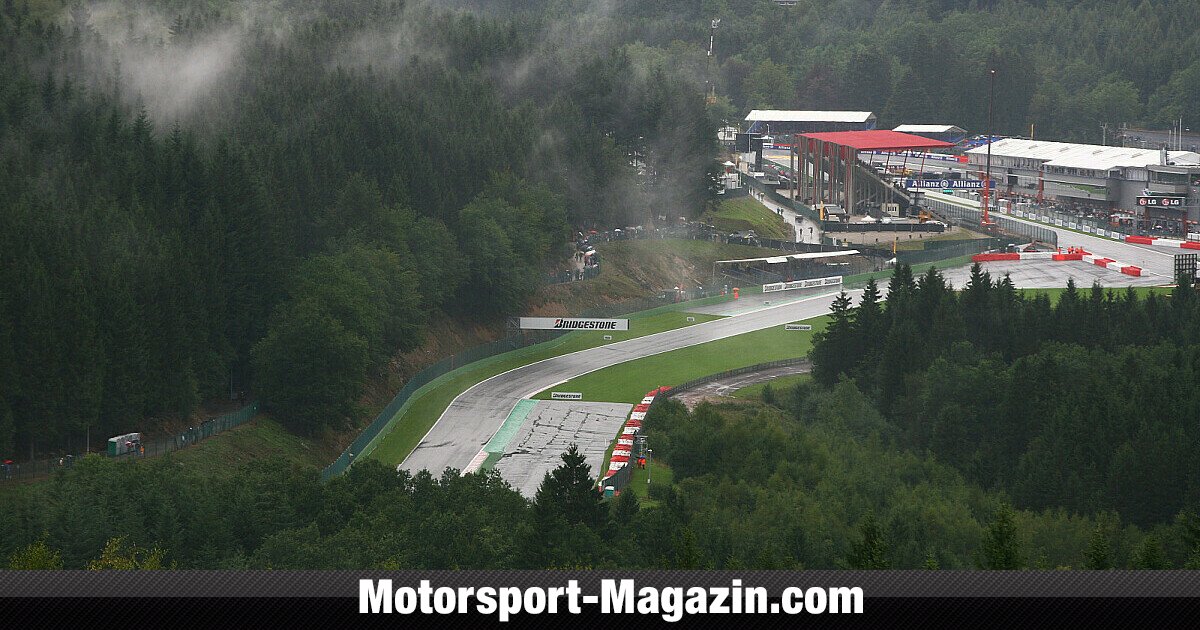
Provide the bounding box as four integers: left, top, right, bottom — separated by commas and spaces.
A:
0, 416, 325, 501
701, 197, 794, 241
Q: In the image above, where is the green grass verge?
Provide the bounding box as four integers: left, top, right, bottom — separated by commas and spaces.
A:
626, 461, 674, 507
534, 316, 830, 404
892, 229, 987, 251
843, 255, 976, 288
365, 309, 727, 467
164, 416, 328, 470
1017, 286, 1168, 304
543, 312, 828, 485
731, 373, 812, 400
702, 197, 793, 240
0, 417, 324, 499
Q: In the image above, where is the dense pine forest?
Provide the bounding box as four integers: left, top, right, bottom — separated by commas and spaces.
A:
5, 267, 1200, 569
4, 0, 1200, 572
406, 1, 1200, 141
4, 0, 1196, 457
0, 0, 718, 457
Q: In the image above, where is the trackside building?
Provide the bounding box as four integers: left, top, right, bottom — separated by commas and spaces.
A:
966, 138, 1200, 233
745, 110, 877, 137
892, 124, 968, 145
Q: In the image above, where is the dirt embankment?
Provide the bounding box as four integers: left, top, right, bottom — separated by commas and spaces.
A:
339, 238, 792, 454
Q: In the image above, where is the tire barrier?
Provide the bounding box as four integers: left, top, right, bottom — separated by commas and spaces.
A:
598, 386, 672, 494
971, 247, 1142, 277
1125, 235, 1200, 250
1081, 253, 1142, 277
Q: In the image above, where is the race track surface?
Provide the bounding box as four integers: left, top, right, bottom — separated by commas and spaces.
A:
399, 202, 1178, 491
940, 260, 1163, 289
491, 400, 633, 498
672, 361, 812, 411
399, 290, 856, 483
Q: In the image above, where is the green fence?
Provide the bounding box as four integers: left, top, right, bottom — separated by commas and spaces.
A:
321, 284, 749, 480
1, 402, 260, 484
895, 237, 1019, 266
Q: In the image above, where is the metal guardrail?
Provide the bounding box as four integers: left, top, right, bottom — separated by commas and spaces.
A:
660, 358, 810, 397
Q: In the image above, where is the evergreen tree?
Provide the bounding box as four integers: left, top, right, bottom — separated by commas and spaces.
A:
533, 445, 607, 532
978, 504, 1023, 569
811, 292, 855, 386
1084, 526, 1112, 569
1131, 535, 1169, 569
846, 512, 891, 569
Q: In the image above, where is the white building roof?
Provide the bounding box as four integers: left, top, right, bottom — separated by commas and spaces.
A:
893, 124, 965, 134
966, 138, 1200, 171
745, 110, 875, 123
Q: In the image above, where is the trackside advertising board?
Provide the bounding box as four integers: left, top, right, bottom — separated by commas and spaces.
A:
763, 276, 842, 293
518, 317, 629, 331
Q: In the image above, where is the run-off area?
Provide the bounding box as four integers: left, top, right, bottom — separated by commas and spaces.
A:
490, 400, 633, 498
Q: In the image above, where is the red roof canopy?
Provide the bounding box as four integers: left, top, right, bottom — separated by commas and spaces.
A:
798, 130, 953, 151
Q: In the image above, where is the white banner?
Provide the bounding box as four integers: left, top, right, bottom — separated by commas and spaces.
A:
762, 275, 843, 293
519, 317, 628, 331
551, 392, 582, 400
785, 324, 814, 331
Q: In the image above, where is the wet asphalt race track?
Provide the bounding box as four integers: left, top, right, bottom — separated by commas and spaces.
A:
670, 361, 813, 411
491, 400, 633, 498
399, 207, 1179, 494
399, 290, 856, 492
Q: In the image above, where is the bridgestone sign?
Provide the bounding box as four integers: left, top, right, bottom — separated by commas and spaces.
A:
785, 324, 813, 331
763, 275, 842, 293
518, 317, 629, 331
551, 392, 583, 400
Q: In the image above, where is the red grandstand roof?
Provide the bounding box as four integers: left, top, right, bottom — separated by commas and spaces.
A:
798, 130, 953, 151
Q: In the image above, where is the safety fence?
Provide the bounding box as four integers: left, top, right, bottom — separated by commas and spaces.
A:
321, 282, 762, 480
926, 197, 1059, 246
894, 237, 1024, 266
597, 387, 669, 496
545, 265, 600, 285
936, 190, 1181, 241
1, 403, 259, 484
822, 222, 945, 233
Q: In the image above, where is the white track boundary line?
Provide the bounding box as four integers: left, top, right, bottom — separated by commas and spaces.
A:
401, 288, 852, 472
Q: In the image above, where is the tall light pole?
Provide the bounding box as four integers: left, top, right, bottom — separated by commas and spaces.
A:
982, 68, 996, 226
647, 449, 653, 485
706, 19, 720, 105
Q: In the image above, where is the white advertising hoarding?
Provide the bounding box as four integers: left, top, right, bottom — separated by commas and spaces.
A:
518, 317, 629, 331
